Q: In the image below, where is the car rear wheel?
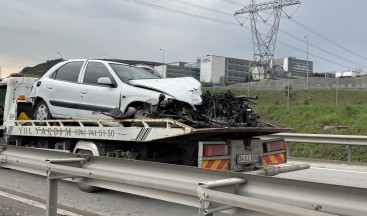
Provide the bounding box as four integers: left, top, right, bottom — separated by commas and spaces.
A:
34, 100, 51, 121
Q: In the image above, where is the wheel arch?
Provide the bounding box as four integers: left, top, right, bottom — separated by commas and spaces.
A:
73, 140, 104, 156
125, 101, 146, 111
33, 97, 45, 108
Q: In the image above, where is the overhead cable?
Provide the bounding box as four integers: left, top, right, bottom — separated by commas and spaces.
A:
124, 0, 357, 70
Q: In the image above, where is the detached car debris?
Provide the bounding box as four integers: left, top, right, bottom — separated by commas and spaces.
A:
30, 59, 269, 128
105, 90, 266, 128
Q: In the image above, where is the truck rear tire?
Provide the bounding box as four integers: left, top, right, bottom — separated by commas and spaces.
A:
77, 150, 101, 193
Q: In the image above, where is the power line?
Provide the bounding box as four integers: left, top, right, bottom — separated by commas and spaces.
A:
124, 0, 358, 70
301, 2, 367, 47
276, 28, 367, 70
218, 0, 244, 7
217, 0, 367, 62
277, 40, 353, 69
290, 19, 367, 62
124, 0, 238, 26
167, 0, 234, 17
167, 0, 367, 70
166, 0, 252, 22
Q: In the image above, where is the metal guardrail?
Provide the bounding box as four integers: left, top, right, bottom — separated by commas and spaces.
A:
0, 145, 366, 216
261, 133, 367, 162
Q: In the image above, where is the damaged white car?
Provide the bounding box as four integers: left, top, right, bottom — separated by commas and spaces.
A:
30, 59, 202, 120
31, 59, 261, 128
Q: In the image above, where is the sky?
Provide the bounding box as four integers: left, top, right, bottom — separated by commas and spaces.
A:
1, 0, 367, 77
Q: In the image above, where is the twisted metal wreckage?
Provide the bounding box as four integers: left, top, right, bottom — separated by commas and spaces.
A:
105, 91, 271, 128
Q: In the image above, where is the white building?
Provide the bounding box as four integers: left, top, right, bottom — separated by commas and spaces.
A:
154, 61, 200, 80
273, 57, 313, 77
200, 55, 253, 85
200, 55, 226, 84
335, 70, 361, 78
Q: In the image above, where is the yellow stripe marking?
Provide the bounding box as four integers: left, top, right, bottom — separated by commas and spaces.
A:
263, 153, 286, 165
269, 155, 278, 164
212, 160, 221, 169
202, 160, 229, 170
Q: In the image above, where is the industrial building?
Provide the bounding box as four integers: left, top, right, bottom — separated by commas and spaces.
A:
109, 56, 313, 86
200, 55, 253, 85
273, 57, 313, 77
154, 60, 200, 80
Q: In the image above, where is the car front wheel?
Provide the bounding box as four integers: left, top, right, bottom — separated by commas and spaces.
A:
34, 100, 51, 121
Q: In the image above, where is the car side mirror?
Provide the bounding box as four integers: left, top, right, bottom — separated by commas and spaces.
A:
97, 77, 116, 87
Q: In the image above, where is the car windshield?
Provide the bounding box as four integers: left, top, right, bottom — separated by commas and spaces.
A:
109, 63, 161, 83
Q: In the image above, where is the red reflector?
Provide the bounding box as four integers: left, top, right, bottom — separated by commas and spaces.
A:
203, 145, 228, 157
263, 140, 286, 152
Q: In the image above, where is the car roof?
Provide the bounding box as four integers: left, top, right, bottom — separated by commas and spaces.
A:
64, 59, 133, 67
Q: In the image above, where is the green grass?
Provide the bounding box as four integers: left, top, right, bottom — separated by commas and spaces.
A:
203, 87, 367, 162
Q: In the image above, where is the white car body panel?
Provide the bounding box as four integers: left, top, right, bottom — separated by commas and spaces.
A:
45, 78, 79, 118
77, 83, 121, 119
118, 83, 174, 112
129, 77, 202, 106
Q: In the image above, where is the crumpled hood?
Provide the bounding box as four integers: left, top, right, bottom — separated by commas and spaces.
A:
129, 77, 202, 105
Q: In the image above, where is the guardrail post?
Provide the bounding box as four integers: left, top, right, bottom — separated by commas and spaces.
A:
198, 199, 213, 216
286, 143, 290, 158
46, 172, 58, 216
348, 145, 353, 162
198, 178, 245, 216
44, 158, 86, 216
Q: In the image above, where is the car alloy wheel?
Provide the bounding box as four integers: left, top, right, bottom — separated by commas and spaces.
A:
35, 101, 51, 120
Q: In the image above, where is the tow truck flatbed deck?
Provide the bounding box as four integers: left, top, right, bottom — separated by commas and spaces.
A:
5, 119, 291, 142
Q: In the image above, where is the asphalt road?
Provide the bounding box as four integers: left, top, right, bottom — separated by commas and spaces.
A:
0, 159, 366, 216
0, 194, 45, 216
277, 159, 367, 189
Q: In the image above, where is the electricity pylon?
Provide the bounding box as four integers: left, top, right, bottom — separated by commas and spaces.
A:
235, 0, 301, 80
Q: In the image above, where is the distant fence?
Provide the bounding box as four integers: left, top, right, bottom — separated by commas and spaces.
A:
228, 77, 367, 90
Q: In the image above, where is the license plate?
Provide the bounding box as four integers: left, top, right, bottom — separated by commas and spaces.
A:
236, 154, 259, 164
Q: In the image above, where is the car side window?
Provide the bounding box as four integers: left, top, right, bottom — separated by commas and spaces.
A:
83, 62, 115, 85
54, 61, 84, 82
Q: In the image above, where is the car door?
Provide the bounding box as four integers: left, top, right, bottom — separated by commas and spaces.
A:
77, 61, 121, 119
40, 61, 84, 118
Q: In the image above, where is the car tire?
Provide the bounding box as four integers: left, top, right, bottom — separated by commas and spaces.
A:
34, 100, 51, 121
134, 109, 151, 119
77, 150, 101, 193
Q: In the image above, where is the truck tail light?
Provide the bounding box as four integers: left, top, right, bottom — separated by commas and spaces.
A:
262, 139, 287, 165
263, 140, 286, 153
203, 145, 228, 157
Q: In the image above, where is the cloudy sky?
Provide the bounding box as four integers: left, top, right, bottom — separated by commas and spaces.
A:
1, 0, 366, 77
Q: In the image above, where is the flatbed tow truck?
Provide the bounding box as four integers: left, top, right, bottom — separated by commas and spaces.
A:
0, 76, 291, 174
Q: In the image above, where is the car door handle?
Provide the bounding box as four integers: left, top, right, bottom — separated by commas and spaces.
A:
47, 86, 53, 89
80, 91, 87, 94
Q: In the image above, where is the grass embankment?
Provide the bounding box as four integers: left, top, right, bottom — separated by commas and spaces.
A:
204, 88, 367, 162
